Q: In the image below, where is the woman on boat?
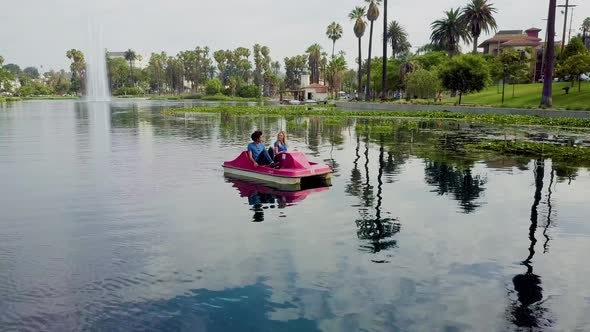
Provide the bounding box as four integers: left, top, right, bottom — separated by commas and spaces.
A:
273, 131, 288, 156
247, 130, 276, 168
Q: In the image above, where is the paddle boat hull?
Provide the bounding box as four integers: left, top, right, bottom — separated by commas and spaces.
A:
223, 151, 332, 188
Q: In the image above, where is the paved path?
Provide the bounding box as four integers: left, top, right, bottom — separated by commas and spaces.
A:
334, 101, 590, 119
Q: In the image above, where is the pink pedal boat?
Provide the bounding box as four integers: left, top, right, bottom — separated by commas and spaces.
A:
223, 151, 332, 187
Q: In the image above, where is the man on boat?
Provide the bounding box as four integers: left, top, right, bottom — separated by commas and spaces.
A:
247, 130, 277, 168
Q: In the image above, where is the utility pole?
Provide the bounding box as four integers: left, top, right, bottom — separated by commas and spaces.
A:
568, 7, 575, 43
558, 0, 577, 53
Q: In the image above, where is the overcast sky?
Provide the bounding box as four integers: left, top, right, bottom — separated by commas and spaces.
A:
1, 0, 589, 71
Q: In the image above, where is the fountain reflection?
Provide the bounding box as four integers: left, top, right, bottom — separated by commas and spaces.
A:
508, 159, 553, 329
226, 178, 329, 222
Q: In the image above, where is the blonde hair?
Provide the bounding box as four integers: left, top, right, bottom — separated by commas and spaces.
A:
277, 131, 287, 145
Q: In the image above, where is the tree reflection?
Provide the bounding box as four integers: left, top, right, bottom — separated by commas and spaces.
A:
509, 159, 552, 329
424, 161, 487, 214
345, 136, 363, 198
354, 135, 401, 261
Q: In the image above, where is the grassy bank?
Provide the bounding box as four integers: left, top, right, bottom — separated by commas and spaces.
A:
0, 97, 24, 102
442, 82, 590, 110
467, 141, 590, 162
163, 105, 590, 129
21, 96, 79, 100
148, 94, 266, 102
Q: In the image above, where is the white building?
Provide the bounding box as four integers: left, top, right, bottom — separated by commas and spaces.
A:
106, 51, 148, 69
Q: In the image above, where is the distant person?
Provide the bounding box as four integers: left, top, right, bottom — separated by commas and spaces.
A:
248, 130, 276, 168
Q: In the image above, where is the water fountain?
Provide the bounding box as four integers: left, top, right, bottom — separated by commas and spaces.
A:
85, 21, 110, 102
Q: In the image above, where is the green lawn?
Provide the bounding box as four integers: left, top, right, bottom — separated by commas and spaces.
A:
443, 82, 590, 110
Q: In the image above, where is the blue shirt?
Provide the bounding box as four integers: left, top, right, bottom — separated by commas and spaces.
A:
247, 142, 265, 160
274, 141, 288, 153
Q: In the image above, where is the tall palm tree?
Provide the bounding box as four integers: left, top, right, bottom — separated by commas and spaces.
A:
461, 0, 498, 54
430, 8, 471, 57
124, 49, 137, 86
365, 0, 382, 101
306, 44, 323, 84
326, 22, 344, 59
582, 17, 590, 44
388, 21, 411, 59
381, 0, 388, 100
541, 0, 557, 107
350, 6, 367, 100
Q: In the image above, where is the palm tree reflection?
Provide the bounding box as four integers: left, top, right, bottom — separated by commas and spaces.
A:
354, 135, 401, 261
509, 159, 552, 329
424, 161, 487, 214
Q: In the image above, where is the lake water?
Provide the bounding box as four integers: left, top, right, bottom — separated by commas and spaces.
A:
1, 100, 590, 331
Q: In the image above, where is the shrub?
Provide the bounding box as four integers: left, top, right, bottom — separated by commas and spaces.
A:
405, 69, 441, 100
237, 85, 261, 98
114, 86, 143, 96
205, 78, 222, 95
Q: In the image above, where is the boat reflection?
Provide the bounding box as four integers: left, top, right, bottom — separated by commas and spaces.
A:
225, 177, 330, 222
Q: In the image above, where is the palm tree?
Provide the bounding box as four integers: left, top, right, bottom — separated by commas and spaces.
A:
350, 6, 367, 100
306, 44, 323, 84
541, 0, 557, 107
430, 8, 471, 57
124, 49, 137, 86
365, 0, 382, 101
326, 22, 344, 59
388, 21, 411, 59
461, 0, 498, 54
381, 0, 388, 100
581, 17, 590, 44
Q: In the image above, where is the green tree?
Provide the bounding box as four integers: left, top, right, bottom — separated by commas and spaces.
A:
147, 52, 167, 94
0, 56, 16, 93
581, 18, 590, 44
253, 44, 264, 89
45, 69, 71, 95
66, 49, 86, 96
306, 44, 323, 84
439, 54, 490, 104
107, 57, 130, 90
413, 51, 449, 70
498, 50, 530, 99
166, 56, 184, 94
541, 0, 557, 107
325, 55, 348, 97
124, 49, 138, 86
284, 55, 307, 90
213, 50, 228, 85
558, 53, 590, 92
23, 67, 40, 79
431, 8, 471, 57
387, 21, 411, 59
364, 0, 382, 101
326, 22, 344, 59
350, 6, 367, 99
205, 78, 222, 95
461, 0, 498, 54
561, 37, 587, 61
405, 69, 441, 99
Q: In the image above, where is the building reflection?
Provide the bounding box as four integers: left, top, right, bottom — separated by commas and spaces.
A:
351, 135, 401, 262
226, 178, 329, 222
508, 159, 552, 329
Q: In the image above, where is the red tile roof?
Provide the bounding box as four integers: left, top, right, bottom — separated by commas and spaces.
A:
304, 83, 328, 93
